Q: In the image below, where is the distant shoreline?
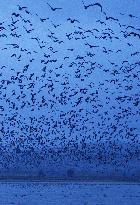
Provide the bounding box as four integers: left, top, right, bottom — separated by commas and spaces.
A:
0, 178, 140, 184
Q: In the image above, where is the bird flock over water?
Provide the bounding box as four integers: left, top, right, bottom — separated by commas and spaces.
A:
0, 0, 140, 179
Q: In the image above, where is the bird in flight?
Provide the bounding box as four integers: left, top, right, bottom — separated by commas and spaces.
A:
82, 1, 103, 12
46, 2, 62, 11
67, 18, 80, 23
17, 5, 27, 11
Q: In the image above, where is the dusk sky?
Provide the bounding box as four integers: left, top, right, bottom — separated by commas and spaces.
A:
0, 0, 140, 180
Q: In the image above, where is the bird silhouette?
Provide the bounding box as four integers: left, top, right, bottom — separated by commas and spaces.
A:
46, 2, 62, 11
82, 1, 103, 12
17, 5, 27, 11
67, 18, 80, 23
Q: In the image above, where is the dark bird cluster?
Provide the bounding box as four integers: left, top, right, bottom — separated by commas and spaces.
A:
0, 0, 140, 180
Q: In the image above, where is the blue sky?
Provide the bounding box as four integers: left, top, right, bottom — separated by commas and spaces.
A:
0, 0, 140, 179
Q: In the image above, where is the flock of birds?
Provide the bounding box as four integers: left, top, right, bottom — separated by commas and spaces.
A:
0, 0, 140, 179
